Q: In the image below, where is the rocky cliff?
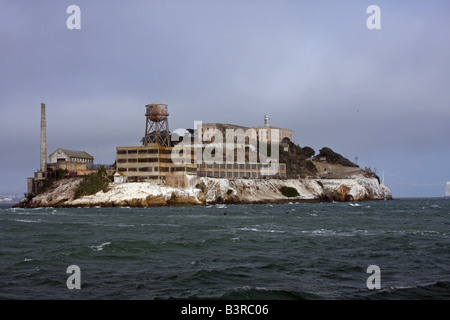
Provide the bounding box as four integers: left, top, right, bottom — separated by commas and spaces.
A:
15, 174, 392, 208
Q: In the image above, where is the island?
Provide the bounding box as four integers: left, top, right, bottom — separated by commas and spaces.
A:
15, 103, 392, 208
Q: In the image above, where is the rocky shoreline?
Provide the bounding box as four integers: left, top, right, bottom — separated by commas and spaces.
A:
14, 174, 392, 208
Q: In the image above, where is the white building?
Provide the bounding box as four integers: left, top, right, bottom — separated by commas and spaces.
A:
113, 171, 127, 183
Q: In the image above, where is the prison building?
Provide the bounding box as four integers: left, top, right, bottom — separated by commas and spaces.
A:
116, 143, 196, 187
196, 162, 287, 179
198, 115, 293, 144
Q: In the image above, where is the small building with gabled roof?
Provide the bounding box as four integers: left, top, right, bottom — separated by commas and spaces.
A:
49, 148, 94, 163
48, 148, 95, 176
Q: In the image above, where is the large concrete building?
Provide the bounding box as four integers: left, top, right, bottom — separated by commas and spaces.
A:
116, 105, 289, 185
116, 143, 196, 187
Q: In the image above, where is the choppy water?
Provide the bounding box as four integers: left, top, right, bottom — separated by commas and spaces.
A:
0, 198, 449, 300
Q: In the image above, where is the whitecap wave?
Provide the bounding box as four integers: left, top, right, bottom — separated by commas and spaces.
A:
237, 227, 285, 233
301, 228, 369, 237
14, 219, 40, 223
90, 242, 111, 251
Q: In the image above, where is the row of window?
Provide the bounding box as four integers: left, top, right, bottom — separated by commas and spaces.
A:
117, 158, 174, 163
117, 166, 194, 173
197, 163, 286, 170
128, 176, 160, 181
118, 158, 158, 163
117, 149, 173, 155
69, 157, 93, 162
198, 171, 286, 178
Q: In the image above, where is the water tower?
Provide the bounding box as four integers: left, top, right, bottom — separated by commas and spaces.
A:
143, 103, 171, 147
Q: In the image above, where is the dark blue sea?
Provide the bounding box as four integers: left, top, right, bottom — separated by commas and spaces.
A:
0, 198, 449, 300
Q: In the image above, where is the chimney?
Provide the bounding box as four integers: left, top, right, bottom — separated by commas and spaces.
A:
40, 103, 47, 172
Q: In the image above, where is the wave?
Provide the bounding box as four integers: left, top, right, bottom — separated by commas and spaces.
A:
216, 286, 322, 300
89, 242, 111, 251
236, 227, 285, 234
366, 281, 450, 300
300, 228, 368, 237
13, 219, 42, 223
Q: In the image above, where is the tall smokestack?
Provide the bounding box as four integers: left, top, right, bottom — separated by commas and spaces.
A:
40, 103, 47, 172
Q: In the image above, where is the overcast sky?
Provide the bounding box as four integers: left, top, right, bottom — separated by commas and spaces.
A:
1, 0, 449, 197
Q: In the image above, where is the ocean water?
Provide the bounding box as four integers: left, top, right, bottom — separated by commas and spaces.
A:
0, 198, 448, 300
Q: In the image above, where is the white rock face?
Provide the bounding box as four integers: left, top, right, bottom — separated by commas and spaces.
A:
189, 174, 392, 203
69, 182, 204, 206
17, 174, 392, 208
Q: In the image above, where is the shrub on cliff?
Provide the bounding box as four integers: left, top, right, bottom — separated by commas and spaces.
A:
279, 186, 300, 197
304, 160, 317, 173
74, 170, 110, 199
302, 146, 315, 158
57, 168, 69, 180
317, 147, 358, 167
